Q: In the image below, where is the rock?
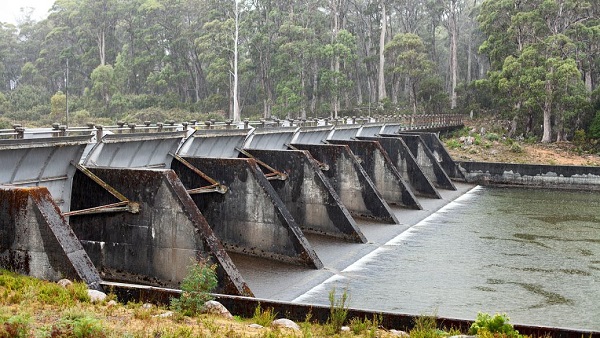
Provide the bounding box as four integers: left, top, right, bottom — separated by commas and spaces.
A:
271, 318, 300, 331
341, 326, 351, 332
106, 300, 118, 307
57, 279, 73, 288
389, 329, 410, 337
142, 303, 153, 309
203, 300, 233, 319
154, 311, 174, 318
248, 324, 264, 329
87, 289, 107, 303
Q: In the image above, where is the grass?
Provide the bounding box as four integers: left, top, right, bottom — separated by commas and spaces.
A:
0, 270, 537, 337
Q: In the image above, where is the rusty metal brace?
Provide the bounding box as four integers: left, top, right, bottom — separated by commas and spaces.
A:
236, 148, 288, 181
170, 153, 228, 194
63, 163, 140, 217
286, 144, 329, 171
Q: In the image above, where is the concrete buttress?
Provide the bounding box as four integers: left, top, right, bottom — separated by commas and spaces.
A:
290, 144, 398, 224
0, 186, 102, 290
358, 136, 441, 199
239, 149, 367, 243
171, 157, 323, 269
327, 140, 421, 209
69, 167, 252, 296
390, 134, 456, 190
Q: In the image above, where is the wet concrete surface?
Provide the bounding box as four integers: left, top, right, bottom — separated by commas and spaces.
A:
229, 182, 475, 301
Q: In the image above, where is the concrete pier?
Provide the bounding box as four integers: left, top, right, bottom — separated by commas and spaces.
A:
171, 157, 323, 268
359, 136, 440, 198
291, 143, 398, 224
328, 139, 421, 209
69, 167, 252, 295
0, 186, 102, 289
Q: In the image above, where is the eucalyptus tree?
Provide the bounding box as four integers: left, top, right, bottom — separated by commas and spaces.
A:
478, 0, 595, 141
385, 33, 433, 115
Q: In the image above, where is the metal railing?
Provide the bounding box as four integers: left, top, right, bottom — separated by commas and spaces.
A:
0, 114, 464, 139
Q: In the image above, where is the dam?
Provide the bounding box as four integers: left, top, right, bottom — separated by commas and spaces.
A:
1, 114, 599, 333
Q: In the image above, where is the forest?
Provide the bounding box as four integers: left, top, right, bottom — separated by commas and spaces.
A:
0, 0, 599, 143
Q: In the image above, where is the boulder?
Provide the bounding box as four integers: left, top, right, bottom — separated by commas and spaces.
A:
271, 318, 300, 331
203, 300, 233, 319
87, 289, 107, 303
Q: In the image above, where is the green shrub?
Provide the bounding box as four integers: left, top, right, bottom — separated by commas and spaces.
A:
409, 314, 440, 338
251, 303, 277, 326
0, 314, 30, 338
469, 313, 521, 338
327, 287, 349, 333
573, 129, 587, 147
486, 133, 500, 141
446, 139, 461, 149
510, 143, 523, 153
170, 259, 218, 316
50, 311, 107, 338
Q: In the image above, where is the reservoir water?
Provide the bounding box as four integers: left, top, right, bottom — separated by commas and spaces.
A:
293, 186, 600, 331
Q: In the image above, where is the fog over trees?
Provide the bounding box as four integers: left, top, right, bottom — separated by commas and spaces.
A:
0, 0, 598, 142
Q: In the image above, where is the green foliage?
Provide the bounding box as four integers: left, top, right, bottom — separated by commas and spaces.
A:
486, 133, 500, 141
469, 313, 521, 338
326, 287, 349, 333
170, 259, 218, 316
588, 111, 600, 139
0, 314, 30, 338
251, 304, 277, 326
409, 314, 440, 338
50, 310, 107, 338
349, 315, 380, 337
510, 143, 523, 153
573, 129, 587, 147
0, 269, 90, 307
446, 139, 461, 149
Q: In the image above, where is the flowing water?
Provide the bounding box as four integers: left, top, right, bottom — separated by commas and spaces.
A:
294, 186, 600, 331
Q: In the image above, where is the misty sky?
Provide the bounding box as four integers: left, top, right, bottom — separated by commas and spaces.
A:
0, 0, 55, 25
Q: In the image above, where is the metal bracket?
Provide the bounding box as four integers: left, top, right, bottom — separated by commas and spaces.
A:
286, 144, 329, 171
236, 148, 288, 181
64, 163, 140, 216
170, 153, 228, 194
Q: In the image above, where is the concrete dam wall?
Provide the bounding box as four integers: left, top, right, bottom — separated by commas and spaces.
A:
10, 116, 579, 298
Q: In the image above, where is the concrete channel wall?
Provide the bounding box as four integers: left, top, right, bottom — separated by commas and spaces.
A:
0, 186, 102, 289
460, 161, 600, 190
69, 167, 252, 295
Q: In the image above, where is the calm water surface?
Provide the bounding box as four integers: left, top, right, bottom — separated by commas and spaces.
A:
295, 186, 600, 330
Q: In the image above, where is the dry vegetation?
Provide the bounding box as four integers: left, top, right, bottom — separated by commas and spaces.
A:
0, 270, 419, 337
443, 117, 600, 166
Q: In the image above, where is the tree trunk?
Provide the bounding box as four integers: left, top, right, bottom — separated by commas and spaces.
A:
378, 0, 387, 102
541, 70, 554, 143
232, 0, 241, 122
449, 1, 458, 109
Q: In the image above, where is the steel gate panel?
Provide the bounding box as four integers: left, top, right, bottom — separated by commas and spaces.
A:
0, 136, 91, 212
357, 124, 384, 137
293, 126, 333, 145
328, 125, 361, 140
83, 132, 185, 168
178, 129, 249, 158
244, 127, 298, 150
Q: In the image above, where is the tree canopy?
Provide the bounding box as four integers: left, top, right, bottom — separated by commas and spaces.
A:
0, 0, 598, 142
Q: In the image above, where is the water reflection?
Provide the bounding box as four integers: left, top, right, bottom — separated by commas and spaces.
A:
295, 186, 600, 331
